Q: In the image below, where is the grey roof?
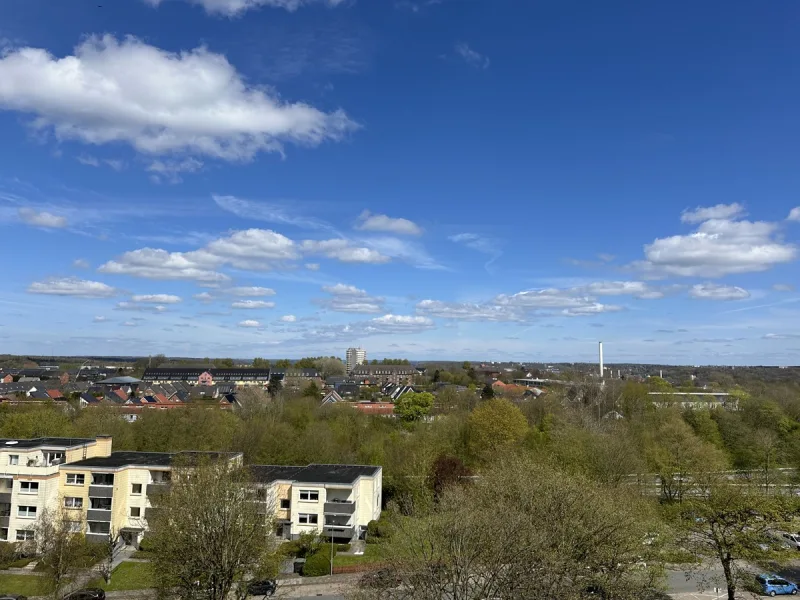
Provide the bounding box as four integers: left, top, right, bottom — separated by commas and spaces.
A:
97, 376, 142, 385
66, 450, 241, 469
0, 437, 95, 450
250, 463, 380, 485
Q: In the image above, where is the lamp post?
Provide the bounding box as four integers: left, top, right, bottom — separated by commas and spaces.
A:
330, 531, 334, 576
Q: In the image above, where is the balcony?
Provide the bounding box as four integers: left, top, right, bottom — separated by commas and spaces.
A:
0, 517, 8, 528
88, 485, 114, 498
146, 483, 170, 498
0, 493, 10, 505
324, 501, 356, 515
87, 509, 111, 522
323, 526, 354, 539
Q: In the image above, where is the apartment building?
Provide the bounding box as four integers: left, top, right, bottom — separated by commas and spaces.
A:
0, 436, 113, 543
346, 348, 367, 374
59, 451, 242, 546
251, 464, 382, 542
350, 364, 416, 386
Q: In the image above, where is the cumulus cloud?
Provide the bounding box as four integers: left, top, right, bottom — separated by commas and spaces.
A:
561, 303, 622, 317
416, 299, 523, 322
300, 239, 390, 264
147, 158, 203, 184
92, 316, 109, 323
0, 36, 356, 164
689, 283, 750, 301
28, 277, 118, 298
206, 229, 300, 269
787, 207, 800, 222
764, 333, 800, 340
634, 211, 796, 277
317, 283, 385, 313
238, 319, 261, 328
131, 294, 182, 304
193, 292, 214, 302
18, 207, 67, 228
232, 300, 276, 309
226, 286, 276, 297
454, 42, 490, 69
99, 248, 229, 283
681, 203, 745, 224
144, 0, 345, 17
73, 259, 90, 269
280, 315, 297, 322
115, 301, 169, 313
355, 211, 422, 236
300, 313, 434, 344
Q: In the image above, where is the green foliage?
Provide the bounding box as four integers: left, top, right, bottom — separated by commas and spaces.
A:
366, 516, 394, 543
282, 532, 322, 558
91, 562, 155, 592
393, 392, 434, 422
301, 551, 331, 577
467, 398, 528, 461
252, 358, 270, 368
214, 358, 235, 368
480, 383, 494, 399
335, 543, 351, 552
274, 359, 291, 369
302, 382, 321, 398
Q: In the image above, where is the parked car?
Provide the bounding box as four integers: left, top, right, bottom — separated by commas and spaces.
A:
784, 533, 800, 550
246, 580, 277, 597
63, 589, 106, 600
757, 574, 799, 596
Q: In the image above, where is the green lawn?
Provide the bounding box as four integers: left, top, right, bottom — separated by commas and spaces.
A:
333, 544, 387, 567
90, 562, 154, 592
0, 573, 53, 596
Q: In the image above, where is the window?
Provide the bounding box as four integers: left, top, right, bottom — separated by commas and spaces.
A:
299, 490, 319, 502
91, 473, 114, 486
66, 521, 82, 533
280, 499, 290, 509
19, 482, 38, 494
298, 514, 318, 525
130, 507, 141, 518
90, 498, 111, 510
0, 528, 7, 541
66, 473, 85, 485
64, 497, 83, 509
87, 522, 110, 534
131, 483, 142, 495
8, 455, 18, 466
17, 506, 36, 518
15, 530, 34, 542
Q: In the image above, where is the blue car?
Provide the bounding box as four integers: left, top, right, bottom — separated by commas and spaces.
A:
757, 574, 799, 596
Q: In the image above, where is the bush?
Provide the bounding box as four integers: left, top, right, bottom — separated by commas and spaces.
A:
282, 532, 322, 559
335, 544, 351, 552
366, 517, 393, 543
0, 542, 19, 568
301, 551, 331, 577
138, 537, 155, 552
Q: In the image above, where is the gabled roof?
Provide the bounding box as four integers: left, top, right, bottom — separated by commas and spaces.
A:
321, 390, 343, 405
250, 463, 380, 485
97, 376, 142, 385
46, 389, 64, 399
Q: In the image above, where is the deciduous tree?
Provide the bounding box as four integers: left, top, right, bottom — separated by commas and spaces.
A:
394, 392, 434, 422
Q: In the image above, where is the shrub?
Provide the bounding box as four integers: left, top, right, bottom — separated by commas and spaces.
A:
138, 537, 155, 552
366, 517, 393, 543
282, 532, 323, 559
0, 542, 19, 568
302, 551, 331, 577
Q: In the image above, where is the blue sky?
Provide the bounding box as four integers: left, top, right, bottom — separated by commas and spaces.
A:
1, 0, 799, 365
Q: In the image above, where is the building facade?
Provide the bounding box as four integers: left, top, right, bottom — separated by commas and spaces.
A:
350, 364, 416, 386
142, 368, 271, 386
0, 436, 113, 543
345, 348, 367, 374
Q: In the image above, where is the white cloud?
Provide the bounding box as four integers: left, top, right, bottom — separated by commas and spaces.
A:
416, 299, 523, 322
454, 42, 490, 69
144, 0, 346, 17
77, 155, 100, 167
206, 229, 299, 269
773, 283, 795, 292
300, 239, 390, 264
147, 158, 203, 184
305, 263, 320, 271
358, 236, 442, 270
73, 259, 90, 269
232, 300, 276, 309
368, 314, 434, 332
0, 36, 356, 163
355, 210, 422, 236
18, 207, 67, 228
448, 232, 501, 272
92, 316, 109, 323
280, 314, 297, 322
213, 195, 333, 231
764, 333, 800, 340
115, 301, 169, 313
788, 207, 800, 222
689, 283, 750, 301
122, 321, 138, 327
318, 283, 385, 313
580, 281, 664, 299
193, 292, 214, 302
227, 286, 276, 297
28, 277, 118, 298
238, 319, 261, 328
681, 203, 745, 224
131, 294, 182, 304
635, 217, 796, 277
562, 303, 622, 317
99, 248, 229, 283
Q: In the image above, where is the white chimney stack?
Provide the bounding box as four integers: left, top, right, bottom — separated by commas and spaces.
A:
599, 341, 604, 379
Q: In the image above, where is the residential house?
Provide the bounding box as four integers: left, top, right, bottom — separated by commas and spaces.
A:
381, 383, 415, 401
353, 402, 395, 417
350, 365, 416, 386
321, 390, 344, 406
0, 436, 113, 543
142, 368, 271, 387
251, 464, 382, 542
